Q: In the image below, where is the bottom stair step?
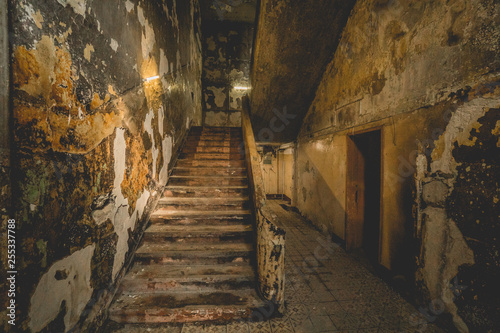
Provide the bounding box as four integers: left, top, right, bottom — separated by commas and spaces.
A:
109, 289, 266, 323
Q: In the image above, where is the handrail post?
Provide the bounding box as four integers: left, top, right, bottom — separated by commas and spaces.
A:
241, 96, 286, 314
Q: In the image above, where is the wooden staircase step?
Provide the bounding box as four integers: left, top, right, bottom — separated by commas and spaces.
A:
127, 263, 255, 278
150, 216, 251, 226
184, 141, 242, 148
175, 159, 245, 168
172, 167, 246, 177
136, 241, 253, 254
167, 176, 248, 187
162, 186, 249, 199
159, 197, 249, 204
143, 224, 253, 242
134, 242, 253, 265
181, 146, 244, 154
119, 275, 255, 293
178, 153, 245, 160
151, 208, 251, 218
108, 289, 265, 323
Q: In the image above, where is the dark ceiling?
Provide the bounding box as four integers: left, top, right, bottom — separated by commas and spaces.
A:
199, 0, 258, 23
250, 0, 357, 143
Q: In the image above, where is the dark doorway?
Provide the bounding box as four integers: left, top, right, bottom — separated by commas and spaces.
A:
346, 129, 382, 266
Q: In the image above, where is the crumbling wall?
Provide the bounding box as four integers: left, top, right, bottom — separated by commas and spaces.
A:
296, 0, 499, 331
4, 0, 202, 332
202, 21, 253, 127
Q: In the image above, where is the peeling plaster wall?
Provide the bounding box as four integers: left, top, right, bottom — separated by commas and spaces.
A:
0, 0, 12, 325
5, 0, 202, 332
202, 21, 253, 127
296, 0, 499, 331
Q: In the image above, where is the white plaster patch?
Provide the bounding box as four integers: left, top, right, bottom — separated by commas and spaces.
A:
209, 86, 226, 108
144, 109, 159, 178
137, 7, 155, 59
29, 245, 95, 333
158, 106, 164, 137
110, 38, 119, 52
84, 44, 94, 61
125, 0, 134, 13
159, 136, 173, 186
159, 49, 170, 87
57, 0, 87, 18
91, 201, 115, 225
135, 190, 151, 218
111, 128, 132, 280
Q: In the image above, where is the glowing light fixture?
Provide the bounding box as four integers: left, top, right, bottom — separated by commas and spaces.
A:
144, 75, 160, 82
233, 86, 251, 90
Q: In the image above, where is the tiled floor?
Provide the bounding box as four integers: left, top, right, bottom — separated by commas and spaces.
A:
105, 200, 444, 333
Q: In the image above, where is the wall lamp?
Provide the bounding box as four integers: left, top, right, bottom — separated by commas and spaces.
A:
143, 75, 160, 82
233, 86, 251, 90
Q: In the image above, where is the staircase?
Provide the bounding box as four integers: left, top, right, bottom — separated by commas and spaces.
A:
108, 127, 266, 324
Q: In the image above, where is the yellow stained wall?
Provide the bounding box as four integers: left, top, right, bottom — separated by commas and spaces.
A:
294, 0, 498, 273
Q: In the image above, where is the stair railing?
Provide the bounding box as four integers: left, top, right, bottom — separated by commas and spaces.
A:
241, 96, 285, 314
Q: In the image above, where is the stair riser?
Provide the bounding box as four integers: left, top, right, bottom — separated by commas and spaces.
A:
157, 202, 250, 211
129, 263, 254, 278
175, 160, 246, 168
184, 141, 243, 148
190, 127, 242, 133
158, 201, 249, 209
109, 308, 253, 324
134, 255, 252, 265
179, 153, 245, 160
163, 189, 249, 198
142, 234, 254, 244
181, 147, 244, 154
119, 279, 255, 293
167, 178, 248, 187
171, 168, 247, 177
150, 217, 251, 226
186, 135, 243, 142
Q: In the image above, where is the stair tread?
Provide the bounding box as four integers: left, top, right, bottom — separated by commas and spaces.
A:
159, 197, 249, 204
127, 263, 255, 278
165, 185, 248, 189
136, 241, 253, 254
109, 289, 265, 323
151, 209, 251, 217
170, 175, 247, 179
145, 224, 253, 234
111, 289, 262, 309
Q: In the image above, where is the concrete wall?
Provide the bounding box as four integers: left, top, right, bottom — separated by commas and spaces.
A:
296, 0, 499, 331
5, 0, 202, 331
202, 21, 253, 127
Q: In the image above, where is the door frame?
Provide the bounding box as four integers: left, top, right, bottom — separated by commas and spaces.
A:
344, 126, 384, 264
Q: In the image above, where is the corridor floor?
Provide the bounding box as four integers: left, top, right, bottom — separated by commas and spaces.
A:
105, 200, 444, 333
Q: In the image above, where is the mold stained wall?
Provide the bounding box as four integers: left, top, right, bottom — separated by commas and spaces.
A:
202, 21, 253, 127
4, 0, 202, 332
296, 0, 499, 331
0, 0, 10, 230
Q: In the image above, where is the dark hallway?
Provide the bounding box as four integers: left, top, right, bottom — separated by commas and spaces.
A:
1, 0, 499, 333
